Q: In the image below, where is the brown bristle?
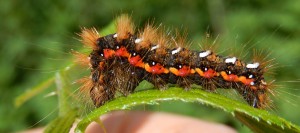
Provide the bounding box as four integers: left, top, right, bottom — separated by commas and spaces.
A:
90, 85, 109, 107
136, 24, 158, 50
77, 77, 93, 94
227, 42, 248, 62
259, 80, 276, 109
154, 29, 169, 55
179, 49, 191, 58
155, 47, 167, 55
258, 93, 269, 109
156, 30, 169, 47
199, 33, 219, 52
116, 14, 134, 41
207, 53, 218, 62
72, 51, 90, 67
173, 30, 189, 48
79, 27, 100, 50
252, 49, 276, 75
264, 80, 279, 110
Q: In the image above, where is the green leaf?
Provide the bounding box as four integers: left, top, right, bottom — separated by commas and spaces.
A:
44, 67, 79, 133
75, 87, 300, 133
55, 68, 74, 116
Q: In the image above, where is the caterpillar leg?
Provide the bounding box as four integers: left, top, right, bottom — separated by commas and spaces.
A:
90, 84, 116, 107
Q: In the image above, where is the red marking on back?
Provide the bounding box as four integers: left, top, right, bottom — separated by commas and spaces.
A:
239, 76, 255, 86
227, 74, 238, 81
115, 46, 129, 57
177, 66, 191, 77
103, 49, 115, 59
203, 69, 217, 78
129, 55, 144, 68
145, 63, 168, 74
221, 71, 239, 82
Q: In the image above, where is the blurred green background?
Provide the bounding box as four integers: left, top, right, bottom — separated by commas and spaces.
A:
1, 0, 300, 132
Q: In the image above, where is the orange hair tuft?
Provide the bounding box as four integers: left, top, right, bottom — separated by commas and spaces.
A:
79, 27, 100, 50
155, 30, 169, 55
72, 51, 90, 67
136, 24, 158, 50
77, 77, 93, 94
116, 14, 135, 41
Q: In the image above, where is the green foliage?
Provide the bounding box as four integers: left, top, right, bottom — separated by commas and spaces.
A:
44, 109, 77, 133
14, 77, 55, 108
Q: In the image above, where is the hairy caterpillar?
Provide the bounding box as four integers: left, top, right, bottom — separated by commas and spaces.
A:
75, 14, 273, 109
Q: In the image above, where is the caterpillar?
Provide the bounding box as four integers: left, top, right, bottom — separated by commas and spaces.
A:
75, 14, 273, 109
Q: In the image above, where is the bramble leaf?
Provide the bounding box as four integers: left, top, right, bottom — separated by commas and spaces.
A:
75, 87, 300, 133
